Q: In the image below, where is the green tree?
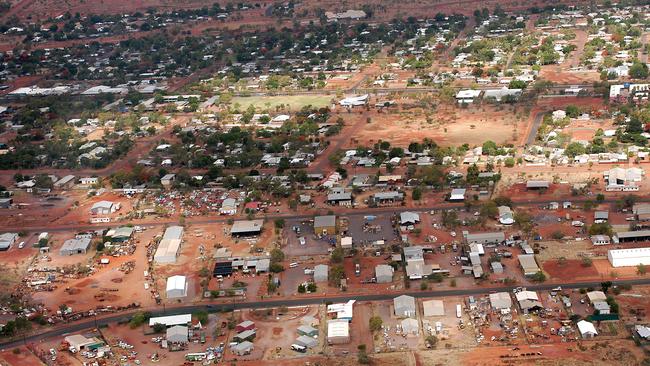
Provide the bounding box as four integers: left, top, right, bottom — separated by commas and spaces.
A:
412, 186, 422, 201
480, 201, 498, 219
630, 61, 649, 79
530, 271, 546, 282
329, 265, 345, 285
129, 311, 151, 328
152, 323, 166, 333
357, 344, 370, 364
193, 310, 209, 324
270, 248, 285, 263
330, 247, 344, 264
369, 316, 383, 332
425, 335, 438, 347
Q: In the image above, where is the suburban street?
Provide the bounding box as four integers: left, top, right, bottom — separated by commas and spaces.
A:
3, 277, 650, 350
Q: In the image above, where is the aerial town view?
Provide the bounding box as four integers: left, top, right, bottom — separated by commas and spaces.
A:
4, 0, 650, 365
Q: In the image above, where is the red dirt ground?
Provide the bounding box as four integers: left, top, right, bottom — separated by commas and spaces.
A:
543, 259, 599, 281
0, 346, 44, 366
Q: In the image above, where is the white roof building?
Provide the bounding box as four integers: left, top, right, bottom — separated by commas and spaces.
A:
327, 300, 355, 321
635, 325, 650, 339
449, 188, 466, 201
489, 292, 513, 310
154, 226, 184, 263
455, 89, 482, 103
90, 200, 117, 215
608, 247, 650, 267
339, 94, 368, 106
149, 314, 191, 327
577, 320, 598, 338
166, 275, 188, 299
327, 319, 350, 344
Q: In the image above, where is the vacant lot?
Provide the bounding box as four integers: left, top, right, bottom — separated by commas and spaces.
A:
353, 104, 523, 147
231, 95, 333, 111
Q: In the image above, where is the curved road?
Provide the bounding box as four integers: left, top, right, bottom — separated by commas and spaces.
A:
2, 277, 650, 349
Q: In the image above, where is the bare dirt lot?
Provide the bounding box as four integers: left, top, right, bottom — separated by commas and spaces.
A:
0, 346, 46, 366
30, 229, 158, 313
351, 103, 524, 148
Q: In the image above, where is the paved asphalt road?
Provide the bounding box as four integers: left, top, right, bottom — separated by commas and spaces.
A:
527, 112, 545, 145
3, 277, 650, 349
14, 195, 648, 234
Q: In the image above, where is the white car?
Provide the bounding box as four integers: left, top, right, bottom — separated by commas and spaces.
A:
299, 237, 306, 245
18, 241, 24, 249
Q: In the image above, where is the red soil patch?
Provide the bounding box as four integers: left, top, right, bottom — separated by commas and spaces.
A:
543, 259, 599, 281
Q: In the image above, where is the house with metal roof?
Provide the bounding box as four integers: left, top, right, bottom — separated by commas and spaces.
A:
235, 320, 255, 333
400, 211, 420, 225
231, 220, 264, 236
327, 300, 355, 321
109, 226, 134, 242
577, 320, 598, 338
314, 215, 336, 235
231, 341, 254, 355
314, 264, 329, 282
464, 231, 505, 244
64, 334, 104, 352
591, 235, 611, 246
60, 238, 91, 256
483, 87, 522, 102
489, 292, 512, 310
526, 180, 550, 189
0, 232, 18, 251
372, 191, 404, 205
233, 329, 256, 342
498, 206, 514, 225
594, 211, 609, 223
90, 200, 118, 215
449, 188, 466, 201
422, 300, 445, 317
635, 325, 650, 339
401, 318, 419, 336
297, 325, 318, 337
296, 335, 318, 348
326, 190, 352, 206
375, 264, 394, 283
518, 254, 541, 276
166, 325, 188, 343
394, 295, 416, 318
515, 291, 543, 312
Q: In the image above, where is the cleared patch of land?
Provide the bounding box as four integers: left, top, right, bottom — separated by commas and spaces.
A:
231, 95, 333, 111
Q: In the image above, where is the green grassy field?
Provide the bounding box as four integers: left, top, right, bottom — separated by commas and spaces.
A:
231, 95, 333, 111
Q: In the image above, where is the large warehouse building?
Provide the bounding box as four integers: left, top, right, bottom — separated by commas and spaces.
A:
154, 226, 184, 263
608, 247, 650, 267
613, 230, 650, 243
